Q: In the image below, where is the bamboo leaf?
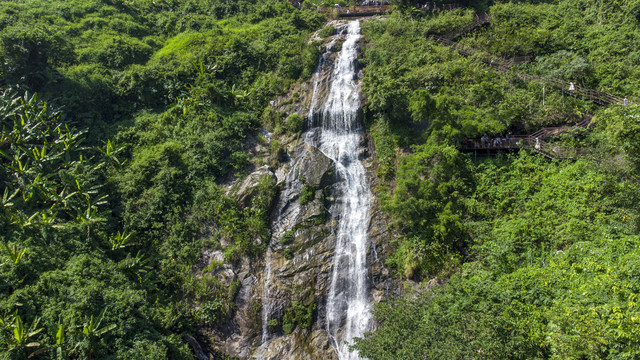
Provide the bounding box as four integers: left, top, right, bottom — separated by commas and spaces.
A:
14, 315, 24, 343
55, 324, 65, 345
93, 323, 116, 337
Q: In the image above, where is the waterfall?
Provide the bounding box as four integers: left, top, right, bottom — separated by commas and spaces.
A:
309, 20, 373, 360
260, 20, 371, 359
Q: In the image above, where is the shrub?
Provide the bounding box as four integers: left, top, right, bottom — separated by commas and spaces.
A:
282, 301, 315, 334
285, 113, 305, 134
319, 25, 335, 38
269, 140, 288, 165
299, 185, 315, 205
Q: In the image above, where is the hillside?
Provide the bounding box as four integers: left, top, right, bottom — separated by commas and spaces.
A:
354, 1, 640, 358
1, 0, 639, 359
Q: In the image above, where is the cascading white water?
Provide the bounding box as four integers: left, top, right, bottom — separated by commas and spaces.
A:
260, 20, 371, 359
309, 20, 373, 360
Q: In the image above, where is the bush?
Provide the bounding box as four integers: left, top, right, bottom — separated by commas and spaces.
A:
319, 25, 335, 38
76, 34, 153, 69
299, 185, 315, 205
282, 301, 315, 334
285, 113, 305, 134
269, 140, 288, 165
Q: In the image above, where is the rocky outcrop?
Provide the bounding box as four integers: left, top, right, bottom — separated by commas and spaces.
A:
248, 132, 399, 359
361, 134, 401, 302
201, 131, 398, 359
252, 330, 337, 360
206, 138, 344, 360
234, 165, 277, 208
254, 139, 341, 358
203, 20, 399, 360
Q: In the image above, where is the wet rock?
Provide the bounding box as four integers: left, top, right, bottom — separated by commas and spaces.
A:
208, 255, 262, 359
270, 141, 336, 240
206, 21, 400, 360
183, 334, 208, 360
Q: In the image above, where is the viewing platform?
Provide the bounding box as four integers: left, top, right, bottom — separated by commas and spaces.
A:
317, 5, 392, 17
460, 117, 592, 160
315, 3, 460, 17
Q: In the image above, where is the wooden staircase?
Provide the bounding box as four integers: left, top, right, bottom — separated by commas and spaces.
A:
317, 5, 392, 17
442, 13, 491, 40
460, 115, 593, 160
431, 35, 626, 106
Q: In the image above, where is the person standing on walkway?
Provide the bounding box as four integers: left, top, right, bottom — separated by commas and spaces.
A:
624, 96, 629, 106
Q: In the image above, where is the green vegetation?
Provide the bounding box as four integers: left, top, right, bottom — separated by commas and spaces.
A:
353, 1, 640, 359
0, 0, 324, 358
282, 301, 315, 335
283, 248, 294, 260
285, 113, 305, 135
3, 0, 640, 358
299, 185, 316, 205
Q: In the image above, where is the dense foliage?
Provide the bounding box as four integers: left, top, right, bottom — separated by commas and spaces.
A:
354, 1, 640, 359
0, 0, 324, 358
3, 0, 640, 358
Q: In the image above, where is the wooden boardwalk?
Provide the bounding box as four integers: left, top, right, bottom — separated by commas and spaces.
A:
430, 30, 627, 106
431, 35, 532, 71
442, 12, 490, 40
460, 117, 592, 160
461, 136, 585, 160
317, 5, 392, 17
316, 3, 461, 17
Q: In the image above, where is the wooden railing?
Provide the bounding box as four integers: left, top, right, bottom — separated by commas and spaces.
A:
459, 136, 584, 160
431, 35, 626, 106
317, 5, 392, 16
442, 12, 490, 40
517, 74, 625, 106
316, 3, 461, 17
430, 35, 530, 71
417, 2, 461, 11
528, 114, 591, 139
498, 56, 532, 71
425, 10, 629, 106
459, 113, 593, 160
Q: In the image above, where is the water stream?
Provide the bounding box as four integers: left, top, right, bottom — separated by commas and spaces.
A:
260, 20, 371, 359
309, 20, 372, 360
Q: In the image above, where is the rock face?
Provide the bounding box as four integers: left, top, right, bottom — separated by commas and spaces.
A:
205, 20, 399, 360
246, 134, 398, 360
203, 132, 397, 359
255, 139, 340, 358
235, 165, 278, 208
252, 331, 338, 360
